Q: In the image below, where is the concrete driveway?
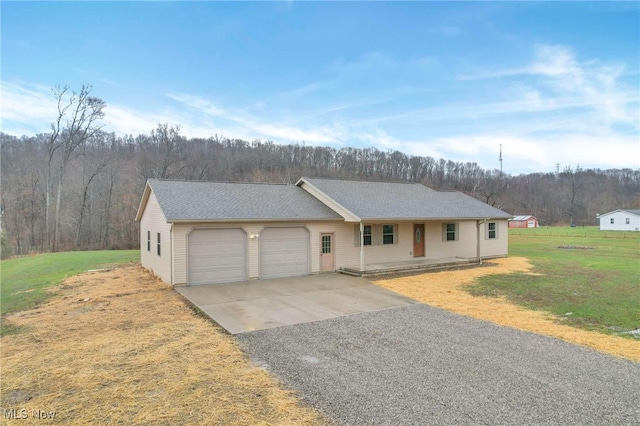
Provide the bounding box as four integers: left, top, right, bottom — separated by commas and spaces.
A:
176, 273, 416, 334
238, 304, 640, 425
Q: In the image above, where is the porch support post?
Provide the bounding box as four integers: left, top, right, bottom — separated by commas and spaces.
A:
359, 221, 365, 273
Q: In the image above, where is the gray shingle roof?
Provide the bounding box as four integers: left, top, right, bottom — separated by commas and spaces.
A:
300, 177, 512, 220
600, 209, 640, 217
148, 179, 342, 221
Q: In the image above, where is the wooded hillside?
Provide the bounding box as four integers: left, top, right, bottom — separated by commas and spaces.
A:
2, 87, 638, 256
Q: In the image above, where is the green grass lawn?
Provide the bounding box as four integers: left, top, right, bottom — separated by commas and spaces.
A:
1, 250, 139, 320
468, 227, 640, 336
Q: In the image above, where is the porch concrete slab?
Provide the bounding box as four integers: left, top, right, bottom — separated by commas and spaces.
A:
176, 274, 417, 334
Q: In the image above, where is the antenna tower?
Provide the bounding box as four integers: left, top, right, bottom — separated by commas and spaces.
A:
499, 144, 503, 174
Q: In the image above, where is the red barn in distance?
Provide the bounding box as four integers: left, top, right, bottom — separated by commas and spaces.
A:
508, 215, 539, 228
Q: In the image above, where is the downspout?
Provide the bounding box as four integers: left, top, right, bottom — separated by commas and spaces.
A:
476, 220, 481, 265
359, 221, 365, 273
170, 223, 174, 285
476, 218, 488, 265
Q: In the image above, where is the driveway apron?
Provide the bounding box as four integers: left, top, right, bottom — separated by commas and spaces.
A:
176, 273, 417, 334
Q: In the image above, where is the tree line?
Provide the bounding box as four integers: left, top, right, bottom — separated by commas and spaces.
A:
1, 85, 638, 257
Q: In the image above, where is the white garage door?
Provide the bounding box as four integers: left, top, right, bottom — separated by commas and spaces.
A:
188, 229, 246, 285
260, 227, 309, 279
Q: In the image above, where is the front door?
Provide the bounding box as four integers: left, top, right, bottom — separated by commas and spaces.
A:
320, 233, 335, 272
413, 224, 424, 257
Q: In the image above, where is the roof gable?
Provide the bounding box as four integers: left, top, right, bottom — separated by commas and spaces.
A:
598, 209, 640, 218
137, 179, 343, 222
297, 177, 512, 220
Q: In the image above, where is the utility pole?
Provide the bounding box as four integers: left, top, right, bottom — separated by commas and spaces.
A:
499, 144, 503, 174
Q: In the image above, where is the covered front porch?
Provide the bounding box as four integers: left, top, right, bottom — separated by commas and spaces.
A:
338, 256, 486, 276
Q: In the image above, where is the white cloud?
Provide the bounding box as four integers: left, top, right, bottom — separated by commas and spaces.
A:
1, 81, 58, 134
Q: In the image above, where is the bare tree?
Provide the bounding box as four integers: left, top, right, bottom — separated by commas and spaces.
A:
561, 165, 585, 226
49, 85, 106, 251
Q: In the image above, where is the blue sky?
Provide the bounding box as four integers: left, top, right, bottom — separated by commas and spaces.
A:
2, 2, 638, 174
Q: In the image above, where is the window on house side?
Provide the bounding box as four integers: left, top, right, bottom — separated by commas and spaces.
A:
487, 222, 497, 239
610, 218, 615, 224
626, 218, 630, 224
147, 231, 151, 252
157, 232, 161, 256
383, 224, 394, 244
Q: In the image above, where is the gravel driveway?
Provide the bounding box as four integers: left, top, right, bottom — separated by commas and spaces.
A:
237, 304, 640, 425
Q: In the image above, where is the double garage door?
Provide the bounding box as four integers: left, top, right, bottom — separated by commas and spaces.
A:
188, 227, 309, 285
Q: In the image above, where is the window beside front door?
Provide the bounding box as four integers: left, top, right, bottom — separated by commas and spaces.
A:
383, 224, 395, 244
363, 225, 372, 246
354, 224, 398, 246
157, 232, 161, 256
147, 231, 151, 252
443, 223, 458, 241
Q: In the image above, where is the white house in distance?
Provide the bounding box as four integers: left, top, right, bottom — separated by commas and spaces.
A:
597, 209, 640, 232
135, 177, 512, 286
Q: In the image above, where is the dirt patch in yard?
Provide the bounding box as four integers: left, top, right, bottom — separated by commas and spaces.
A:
374, 257, 639, 363
0, 264, 326, 425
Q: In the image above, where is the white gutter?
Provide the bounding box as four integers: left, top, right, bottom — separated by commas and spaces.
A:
476, 218, 489, 264
359, 221, 365, 273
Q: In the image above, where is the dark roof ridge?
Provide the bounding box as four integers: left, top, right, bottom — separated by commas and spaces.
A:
149, 178, 290, 186
303, 176, 424, 185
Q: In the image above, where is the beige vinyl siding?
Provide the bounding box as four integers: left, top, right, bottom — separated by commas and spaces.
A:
423, 221, 478, 259
344, 220, 505, 268
479, 219, 509, 258
307, 222, 359, 271
172, 221, 353, 285
139, 192, 172, 284
353, 223, 413, 264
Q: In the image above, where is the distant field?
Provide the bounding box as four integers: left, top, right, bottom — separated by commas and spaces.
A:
467, 226, 640, 336
1, 250, 139, 318
509, 225, 640, 239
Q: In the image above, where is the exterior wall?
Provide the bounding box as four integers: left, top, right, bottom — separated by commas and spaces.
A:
171, 221, 354, 285
139, 192, 173, 284
599, 212, 640, 231
479, 220, 509, 258
423, 220, 478, 259
166, 217, 510, 285
509, 220, 527, 228
509, 218, 538, 228
337, 220, 509, 269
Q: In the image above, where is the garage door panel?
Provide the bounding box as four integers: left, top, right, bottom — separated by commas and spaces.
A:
188, 229, 246, 285
261, 227, 309, 279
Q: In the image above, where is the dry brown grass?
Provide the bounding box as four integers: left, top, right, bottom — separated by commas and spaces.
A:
0, 264, 326, 425
374, 257, 639, 363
